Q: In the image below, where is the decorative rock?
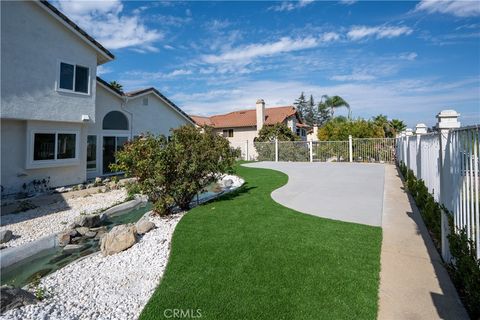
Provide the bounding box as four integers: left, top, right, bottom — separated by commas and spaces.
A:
0, 230, 13, 244
103, 178, 111, 184
86, 183, 95, 189
75, 227, 90, 236
0, 285, 37, 313
77, 184, 85, 190
94, 177, 102, 184
72, 214, 102, 228
135, 219, 155, 235
57, 233, 70, 246
63, 244, 84, 253
84, 231, 96, 238
100, 224, 137, 256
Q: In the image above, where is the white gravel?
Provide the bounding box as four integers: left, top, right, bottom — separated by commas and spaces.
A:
0, 189, 127, 248
1, 212, 184, 320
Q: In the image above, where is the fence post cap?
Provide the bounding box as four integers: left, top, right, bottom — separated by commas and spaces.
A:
400, 131, 406, 137
405, 128, 413, 136
436, 109, 461, 129
415, 123, 428, 134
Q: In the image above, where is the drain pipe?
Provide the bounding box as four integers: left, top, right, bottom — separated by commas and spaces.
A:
121, 95, 134, 139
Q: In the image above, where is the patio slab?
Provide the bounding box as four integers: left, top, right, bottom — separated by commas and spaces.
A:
243, 161, 385, 226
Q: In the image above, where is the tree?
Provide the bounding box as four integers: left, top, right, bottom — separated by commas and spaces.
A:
302, 94, 317, 126
390, 119, 406, 135
293, 92, 308, 122
321, 95, 351, 119
373, 114, 395, 138
112, 126, 237, 215
317, 100, 332, 126
109, 81, 123, 92
317, 117, 384, 141
255, 123, 299, 142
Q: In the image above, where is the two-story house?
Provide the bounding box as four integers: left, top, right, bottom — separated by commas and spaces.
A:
190, 99, 308, 159
1, 1, 194, 195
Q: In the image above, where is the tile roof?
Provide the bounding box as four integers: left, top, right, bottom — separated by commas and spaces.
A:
191, 106, 300, 128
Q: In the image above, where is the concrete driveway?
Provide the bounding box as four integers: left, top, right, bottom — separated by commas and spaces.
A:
243, 162, 385, 226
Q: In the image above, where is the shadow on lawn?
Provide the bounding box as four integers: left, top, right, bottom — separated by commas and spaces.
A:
203, 183, 257, 205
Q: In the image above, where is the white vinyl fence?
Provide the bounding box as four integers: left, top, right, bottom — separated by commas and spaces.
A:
250, 137, 396, 163
396, 110, 479, 260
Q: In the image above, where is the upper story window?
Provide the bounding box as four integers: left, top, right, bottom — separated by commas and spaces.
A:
103, 111, 129, 130
58, 62, 90, 94
222, 129, 234, 138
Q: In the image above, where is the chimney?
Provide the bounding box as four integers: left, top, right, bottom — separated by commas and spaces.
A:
256, 99, 265, 132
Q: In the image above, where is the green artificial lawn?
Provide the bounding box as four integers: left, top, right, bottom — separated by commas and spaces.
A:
140, 164, 382, 320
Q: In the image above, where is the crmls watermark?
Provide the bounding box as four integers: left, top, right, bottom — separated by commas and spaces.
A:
163, 309, 202, 318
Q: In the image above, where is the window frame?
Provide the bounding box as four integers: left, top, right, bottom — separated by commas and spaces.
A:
86, 135, 97, 172
27, 129, 80, 169
56, 60, 91, 96
223, 129, 234, 138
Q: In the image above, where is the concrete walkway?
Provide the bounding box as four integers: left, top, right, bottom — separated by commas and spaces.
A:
244, 161, 385, 226
379, 165, 468, 319
243, 161, 469, 319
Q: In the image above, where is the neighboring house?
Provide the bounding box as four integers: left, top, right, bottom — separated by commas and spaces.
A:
1, 1, 194, 195
190, 99, 308, 160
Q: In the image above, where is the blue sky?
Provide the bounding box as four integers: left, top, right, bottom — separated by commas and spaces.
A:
55, 0, 479, 127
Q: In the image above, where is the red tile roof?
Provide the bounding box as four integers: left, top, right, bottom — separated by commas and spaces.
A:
191, 106, 300, 128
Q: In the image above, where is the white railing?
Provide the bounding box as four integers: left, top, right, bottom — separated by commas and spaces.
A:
250, 137, 396, 163
396, 112, 479, 260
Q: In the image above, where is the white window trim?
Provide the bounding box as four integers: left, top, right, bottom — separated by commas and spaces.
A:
86, 135, 98, 172
56, 60, 91, 96
27, 129, 80, 169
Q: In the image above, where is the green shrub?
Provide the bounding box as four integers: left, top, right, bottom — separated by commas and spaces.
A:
112, 126, 237, 215
448, 225, 480, 318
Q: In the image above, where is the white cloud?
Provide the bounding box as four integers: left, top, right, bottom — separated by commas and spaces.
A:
399, 52, 418, 61
347, 25, 413, 40
330, 73, 376, 81
202, 34, 337, 64
415, 0, 480, 17
55, 0, 162, 51
269, 0, 315, 12
97, 65, 113, 75
339, 0, 357, 5
176, 78, 479, 127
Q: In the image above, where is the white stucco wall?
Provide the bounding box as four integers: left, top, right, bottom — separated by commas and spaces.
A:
1, 119, 87, 195
127, 93, 192, 137
0, 1, 97, 123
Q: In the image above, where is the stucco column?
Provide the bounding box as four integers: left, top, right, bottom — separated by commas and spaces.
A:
405, 128, 413, 169
436, 109, 460, 262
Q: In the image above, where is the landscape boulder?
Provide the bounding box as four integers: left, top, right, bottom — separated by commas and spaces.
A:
57, 232, 70, 246
0, 230, 13, 244
75, 227, 90, 236
72, 214, 102, 228
0, 286, 37, 313
100, 224, 137, 256
135, 219, 155, 235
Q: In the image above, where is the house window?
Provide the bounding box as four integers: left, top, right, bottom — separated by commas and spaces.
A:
142, 97, 149, 106
58, 62, 90, 94
57, 134, 76, 159
34, 134, 55, 160
222, 129, 234, 138
296, 128, 300, 136
87, 135, 97, 171
103, 111, 129, 130
103, 136, 128, 174
33, 132, 77, 162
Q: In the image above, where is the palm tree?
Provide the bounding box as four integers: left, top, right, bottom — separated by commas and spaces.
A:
109, 81, 123, 92
321, 95, 351, 119
373, 114, 395, 137
390, 119, 406, 135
